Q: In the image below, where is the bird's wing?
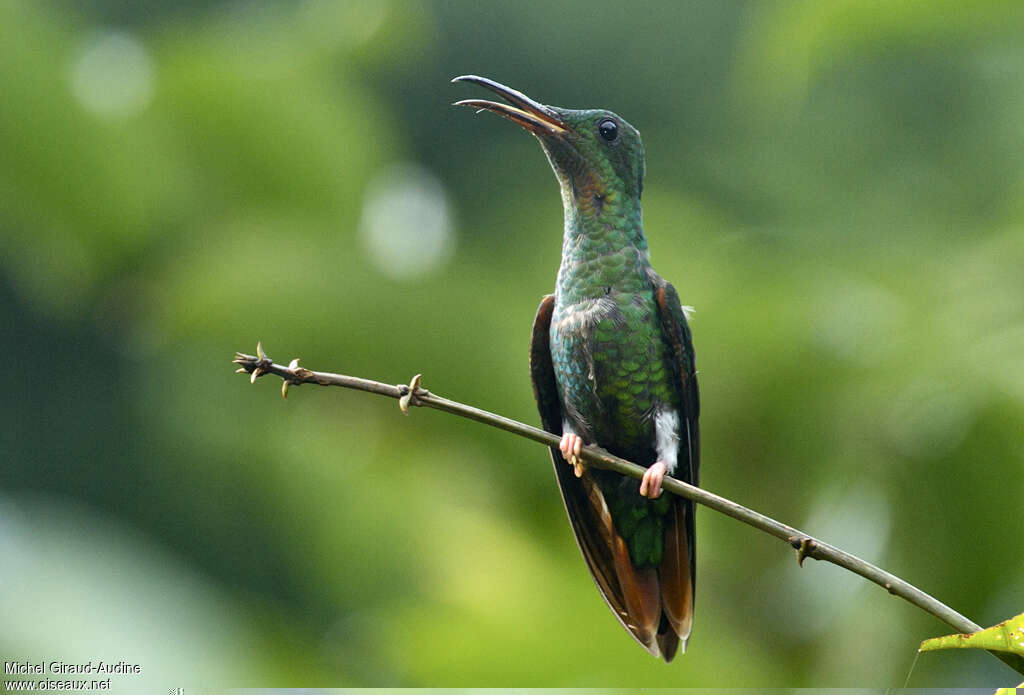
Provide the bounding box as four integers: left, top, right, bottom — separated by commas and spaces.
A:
651, 276, 700, 654
530, 294, 660, 655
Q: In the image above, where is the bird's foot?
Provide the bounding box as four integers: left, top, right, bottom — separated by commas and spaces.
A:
639, 461, 668, 499
559, 432, 586, 478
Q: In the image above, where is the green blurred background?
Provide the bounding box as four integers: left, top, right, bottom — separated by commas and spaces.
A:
2, 0, 1023, 688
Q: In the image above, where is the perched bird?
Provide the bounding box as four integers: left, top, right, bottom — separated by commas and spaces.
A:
454, 76, 700, 661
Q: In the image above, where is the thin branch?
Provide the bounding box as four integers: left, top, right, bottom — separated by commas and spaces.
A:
234, 343, 1024, 676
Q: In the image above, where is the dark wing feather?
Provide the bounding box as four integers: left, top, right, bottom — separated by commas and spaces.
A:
652, 277, 700, 654
530, 294, 659, 655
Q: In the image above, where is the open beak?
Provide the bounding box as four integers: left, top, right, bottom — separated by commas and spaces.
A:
452, 75, 568, 136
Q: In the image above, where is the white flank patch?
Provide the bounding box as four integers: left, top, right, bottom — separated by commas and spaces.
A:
654, 407, 680, 475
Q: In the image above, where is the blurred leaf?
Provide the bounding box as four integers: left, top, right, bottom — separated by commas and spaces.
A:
920, 612, 1024, 655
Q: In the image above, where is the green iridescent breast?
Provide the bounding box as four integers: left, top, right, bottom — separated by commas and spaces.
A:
550, 287, 677, 460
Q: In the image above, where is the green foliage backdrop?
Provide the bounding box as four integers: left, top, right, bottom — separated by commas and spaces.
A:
2, 0, 1023, 687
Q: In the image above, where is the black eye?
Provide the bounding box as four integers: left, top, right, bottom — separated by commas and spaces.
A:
598, 119, 618, 141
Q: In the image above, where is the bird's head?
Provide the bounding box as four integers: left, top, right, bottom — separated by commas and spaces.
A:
454, 75, 645, 218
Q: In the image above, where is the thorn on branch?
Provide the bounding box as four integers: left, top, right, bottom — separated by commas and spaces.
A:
233, 341, 273, 384
281, 358, 303, 399
790, 536, 817, 567
398, 373, 423, 415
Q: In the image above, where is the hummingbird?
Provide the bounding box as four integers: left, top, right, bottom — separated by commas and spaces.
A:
454, 76, 699, 661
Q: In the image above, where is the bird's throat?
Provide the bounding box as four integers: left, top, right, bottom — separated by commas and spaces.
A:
556, 191, 650, 304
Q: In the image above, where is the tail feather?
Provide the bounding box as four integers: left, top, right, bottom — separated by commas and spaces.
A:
656, 617, 681, 662
610, 533, 661, 655
659, 499, 694, 655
